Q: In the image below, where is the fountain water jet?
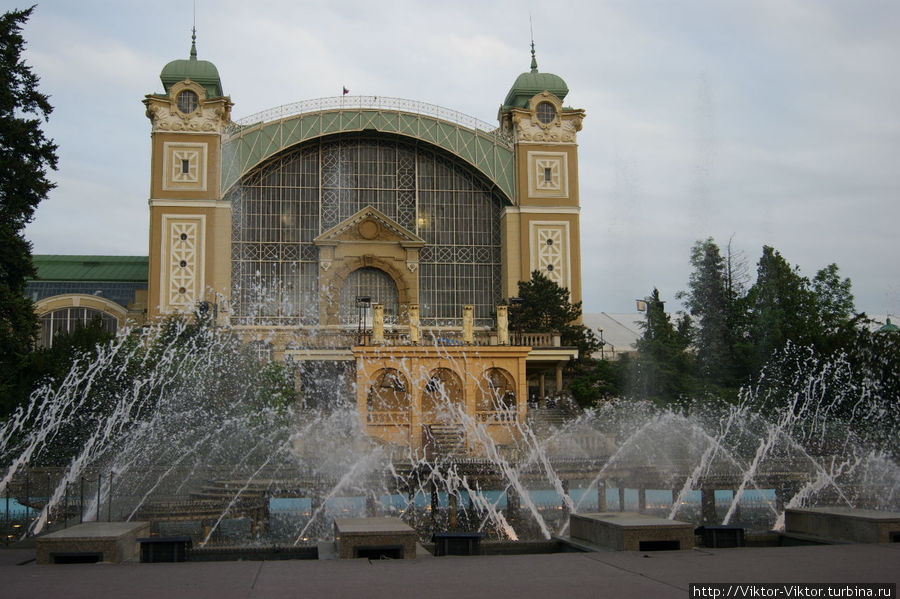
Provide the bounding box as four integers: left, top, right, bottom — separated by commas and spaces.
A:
2, 319, 898, 548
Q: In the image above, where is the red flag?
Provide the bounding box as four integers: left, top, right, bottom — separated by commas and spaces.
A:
342, 86, 349, 95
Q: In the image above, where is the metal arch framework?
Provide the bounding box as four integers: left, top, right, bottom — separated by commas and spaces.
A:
222, 96, 516, 202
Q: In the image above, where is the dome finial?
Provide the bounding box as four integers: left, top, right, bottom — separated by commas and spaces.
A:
530, 41, 538, 73
190, 26, 197, 60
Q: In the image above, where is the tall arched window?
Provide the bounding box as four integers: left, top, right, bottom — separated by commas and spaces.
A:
38, 307, 118, 348
229, 135, 504, 327
339, 267, 398, 326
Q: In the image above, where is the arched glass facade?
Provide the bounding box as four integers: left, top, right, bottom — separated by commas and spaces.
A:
339, 267, 399, 325
39, 307, 118, 348
229, 134, 505, 327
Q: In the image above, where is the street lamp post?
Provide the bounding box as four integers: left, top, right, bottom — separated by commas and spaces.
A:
356, 296, 371, 345
509, 297, 524, 346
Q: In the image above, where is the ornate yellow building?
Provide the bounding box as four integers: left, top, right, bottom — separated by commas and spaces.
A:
31, 35, 586, 453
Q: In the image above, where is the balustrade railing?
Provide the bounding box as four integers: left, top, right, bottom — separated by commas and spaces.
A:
366, 411, 411, 425
235, 325, 563, 350
475, 411, 518, 424
520, 332, 556, 347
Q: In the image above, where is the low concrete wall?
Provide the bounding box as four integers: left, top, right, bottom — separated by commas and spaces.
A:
334, 517, 416, 560
570, 512, 694, 551
785, 508, 900, 544
35, 522, 150, 564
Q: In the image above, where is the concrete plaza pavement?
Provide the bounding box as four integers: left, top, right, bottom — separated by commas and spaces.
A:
1, 543, 899, 599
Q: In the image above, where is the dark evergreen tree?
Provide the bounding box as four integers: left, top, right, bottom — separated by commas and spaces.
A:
679, 238, 734, 384
0, 6, 58, 415
812, 263, 855, 333
513, 270, 599, 358
629, 288, 694, 404
745, 246, 817, 373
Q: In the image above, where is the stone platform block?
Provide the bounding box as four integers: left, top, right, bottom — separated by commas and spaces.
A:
569, 512, 694, 551
36, 521, 150, 564
785, 507, 900, 544
334, 517, 417, 560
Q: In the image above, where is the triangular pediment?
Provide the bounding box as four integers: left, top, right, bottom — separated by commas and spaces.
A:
314, 206, 424, 247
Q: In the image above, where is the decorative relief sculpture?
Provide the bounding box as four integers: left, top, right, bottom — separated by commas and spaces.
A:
146, 102, 229, 133
513, 112, 581, 143
168, 221, 198, 308
536, 227, 564, 285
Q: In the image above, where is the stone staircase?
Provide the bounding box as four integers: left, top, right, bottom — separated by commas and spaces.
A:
527, 406, 570, 435
424, 424, 467, 458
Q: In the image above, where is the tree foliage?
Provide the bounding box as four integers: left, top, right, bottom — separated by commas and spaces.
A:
513, 270, 599, 358
4, 314, 299, 466
637, 240, 862, 407
0, 6, 58, 409
627, 288, 694, 404
678, 238, 735, 384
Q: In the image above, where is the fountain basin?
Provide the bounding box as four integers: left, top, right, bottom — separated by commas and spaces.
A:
784, 507, 900, 544
569, 512, 694, 551
333, 517, 416, 559
35, 521, 149, 564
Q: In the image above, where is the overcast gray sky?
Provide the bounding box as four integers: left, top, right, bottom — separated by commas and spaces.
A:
15, 0, 900, 315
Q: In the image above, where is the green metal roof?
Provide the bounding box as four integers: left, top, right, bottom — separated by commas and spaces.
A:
223, 104, 515, 203
160, 29, 224, 97
30, 256, 149, 282
503, 43, 568, 109
879, 317, 899, 333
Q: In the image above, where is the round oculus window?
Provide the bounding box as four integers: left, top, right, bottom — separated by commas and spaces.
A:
177, 90, 199, 114
536, 101, 556, 124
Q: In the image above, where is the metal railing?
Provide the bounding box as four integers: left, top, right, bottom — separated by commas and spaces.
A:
230, 95, 510, 144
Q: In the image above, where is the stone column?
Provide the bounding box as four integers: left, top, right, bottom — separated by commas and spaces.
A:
497, 305, 509, 345
618, 485, 626, 512
463, 305, 474, 344
430, 480, 439, 523
449, 492, 458, 530
311, 492, 324, 521
638, 487, 647, 513
701, 488, 717, 523
406, 486, 417, 528
731, 488, 742, 523
407, 304, 420, 345
555, 364, 563, 394
539, 373, 546, 408
597, 480, 607, 512
506, 486, 520, 521
372, 304, 384, 344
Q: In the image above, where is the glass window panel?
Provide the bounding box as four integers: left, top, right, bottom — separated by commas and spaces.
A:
228, 135, 502, 327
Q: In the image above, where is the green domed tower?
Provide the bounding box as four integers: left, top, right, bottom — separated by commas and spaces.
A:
497, 43, 585, 309
159, 31, 224, 98
143, 30, 233, 319
502, 43, 569, 109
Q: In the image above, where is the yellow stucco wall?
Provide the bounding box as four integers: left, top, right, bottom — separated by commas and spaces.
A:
353, 345, 531, 454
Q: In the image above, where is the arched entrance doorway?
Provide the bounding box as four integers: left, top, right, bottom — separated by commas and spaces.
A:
338, 267, 399, 326
420, 368, 464, 425
366, 368, 411, 425
477, 368, 518, 424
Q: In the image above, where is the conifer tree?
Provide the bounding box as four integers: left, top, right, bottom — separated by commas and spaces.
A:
746, 246, 818, 372
514, 270, 599, 358
630, 288, 693, 403
680, 238, 733, 383
0, 6, 58, 412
